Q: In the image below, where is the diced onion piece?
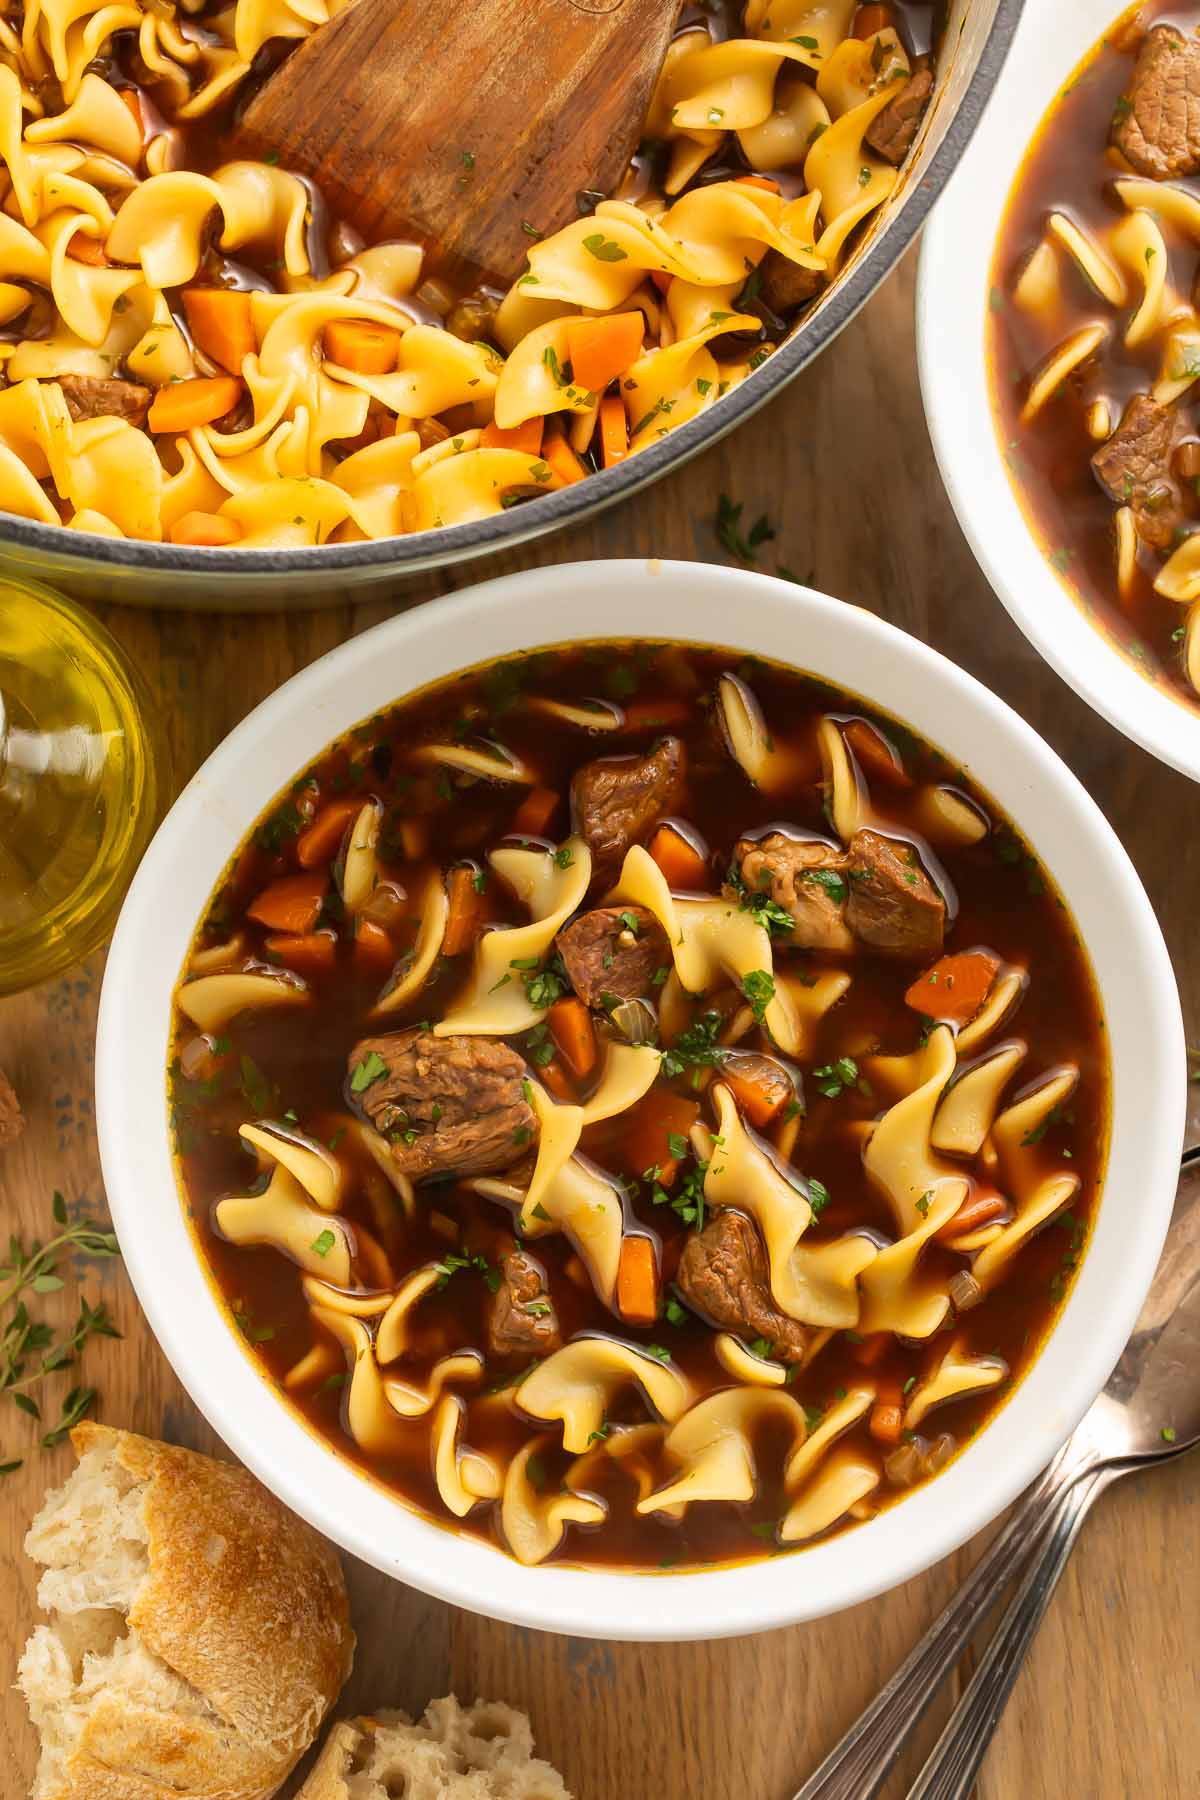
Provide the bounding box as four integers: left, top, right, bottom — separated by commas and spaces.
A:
611, 998, 656, 1045
884, 1440, 922, 1487
948, 1269, 983, 1312
922, 1432, 957, 1477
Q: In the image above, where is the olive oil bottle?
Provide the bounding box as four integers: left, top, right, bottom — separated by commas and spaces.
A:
0, 578, 166, 994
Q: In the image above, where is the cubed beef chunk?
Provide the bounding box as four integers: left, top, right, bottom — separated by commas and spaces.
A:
1091, 393, 1184, 550
864, 66, 934, 165
555, 904, 671, 1008
572, 736, 686, 884
487, 1249, 561, 1358
1112, 26, 1200, 180
0, 1068, 23, 1146
57, 374, 152, 428
734, 832, 854, 953
347, 1030, 535, 1180
676, 1209, 809, 1363
844, 828, 945, 958
759, 249, 824, 317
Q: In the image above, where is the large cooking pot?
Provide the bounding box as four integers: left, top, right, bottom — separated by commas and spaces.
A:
0, 0, 1020, 611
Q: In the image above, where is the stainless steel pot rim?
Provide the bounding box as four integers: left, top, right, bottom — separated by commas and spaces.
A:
0, 0, 1023, 580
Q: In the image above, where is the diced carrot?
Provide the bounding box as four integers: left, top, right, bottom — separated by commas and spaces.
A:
542, 427, 588, 487
849, 1331, 890, 1367
935, 1191, 1009, 1243
66, 233, 107, 266
648, 824, 708, 892
118, 87, 144, 136
843, 718, 913, 790
296, 798, 360, 870
480, 416, 544, 455
264, 931, 337, 975
564, 313, 645, 394
624, 1092, 700, 1186
548, 997, 597, 1080
511, 786, 559, 837
619, 697, 692, 731
868, 1392, 904, 1445
246, 870, 328, 934
723, 1056, 793, 1128
168, 511, 242, 548
599, 392, 628, 466
736, 174, 781, 194
148, 376, 242, 434
853, 3, 896, 35
905, 951, 1000, 1027
183, 288, 256, 375
617, 1234, 659, 1326
540, 1057, 577, 1103
442, 864, 489, 957
322, 317, 402, 374
353, 917, 395, 971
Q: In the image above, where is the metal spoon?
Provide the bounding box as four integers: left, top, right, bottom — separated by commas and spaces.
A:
793, 1149, 1200, 1800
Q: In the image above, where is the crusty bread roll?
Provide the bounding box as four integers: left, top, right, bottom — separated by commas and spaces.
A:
299, 1697, 572, 1800
18, 1422, 354, 1800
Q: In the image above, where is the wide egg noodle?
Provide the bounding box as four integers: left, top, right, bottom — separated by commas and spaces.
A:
214, 1163, 351, 1285
515, 1338, 691, 1455
501, 1436, 607, 1566
638, 1388, 808, 1514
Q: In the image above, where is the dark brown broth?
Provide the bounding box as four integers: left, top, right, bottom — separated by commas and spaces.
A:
170, 643, 1108, 1571
988, 4, 1200, 708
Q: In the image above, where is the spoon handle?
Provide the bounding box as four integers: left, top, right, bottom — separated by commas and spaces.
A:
790, 1443, 1093, 1800
904, 1464, 1118, 1800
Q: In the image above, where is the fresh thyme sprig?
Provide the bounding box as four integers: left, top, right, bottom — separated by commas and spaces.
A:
0, 1192, 121, 1475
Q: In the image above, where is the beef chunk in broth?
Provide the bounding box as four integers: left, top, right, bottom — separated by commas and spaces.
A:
487, 1249, 562, 1359
676, 1209, 809, 1363
556, 904, 671, 1008
844, 827, 945, 957
735, 832, 854, 953
864, 66, 934, 165
1090, 393, 1184, 550
57, 374, 152, 428
1111, 26, 1200, 180
759, 249, 824, 317
571, 736, 686, 883
348, 1030, 535, 1179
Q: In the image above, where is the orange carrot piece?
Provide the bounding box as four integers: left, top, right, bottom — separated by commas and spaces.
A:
246, 870, 328, 935
480, 416, 544, 455
905, 951, 1000, 1026
648, 824, 708, 892
442, 865, 489, 957
148, 376, 242, 435
548, 996, 597, 1080
322, 318, 402, 374
183, 288, 256, 375
617, 1234, 659, 1326
264, 931, 337, 975
353, 918, 395, 971
844, 718, 913, 790
168, 511, 242, 548
736, 174, 781, 193
868, 1399, 904, 1445
625, 1092, 700, 1187
540, 1057, 577, 1103
619, 697, 692, 731
723, 1058, 793, 1129
564, 313, 644, 394
849, 1331, 890, 1367
296, 798, 359, 870
935, 1191, 1009, 1243
511, 786, 559, 837
853, 3, 896, 35
542, 428, 588, 487
599, 392, 628, 466
66, 233, 108, 266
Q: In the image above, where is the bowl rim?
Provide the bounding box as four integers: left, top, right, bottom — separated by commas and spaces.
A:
95, 558, 1185, 1640
916, 0, 1200, 783
6, 0, 1024, 584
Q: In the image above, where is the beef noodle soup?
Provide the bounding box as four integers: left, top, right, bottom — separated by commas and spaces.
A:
170, 643, 1108, 1571
990, 4, 1200, 711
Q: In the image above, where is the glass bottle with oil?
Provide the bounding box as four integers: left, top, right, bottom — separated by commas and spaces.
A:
0, 577, 167, 994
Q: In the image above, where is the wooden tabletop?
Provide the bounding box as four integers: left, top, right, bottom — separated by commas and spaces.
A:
2, 246, 1197, 1800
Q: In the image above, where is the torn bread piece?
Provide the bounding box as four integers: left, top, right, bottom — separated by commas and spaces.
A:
300, 1696, 572, 1800
19, 1422, 354, 1800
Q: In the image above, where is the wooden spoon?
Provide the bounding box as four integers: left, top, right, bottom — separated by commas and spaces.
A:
235, 0, 683, 288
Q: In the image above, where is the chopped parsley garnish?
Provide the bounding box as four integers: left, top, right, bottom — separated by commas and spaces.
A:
748, 1336, 773, 1359
310, 1229, 336, 1257
617, 910, 641, 935
664, 1295, 688, 1326
742, 969, 775, 1025
1162, 1426, 1177, 1444
799, 867, 847, 905
807, 1177, 830, 1217
661, 1010, 726, 1082
349, 1049, 388, 1093
915, 1191, 932, 1218
667, 1131, 690, 1159
554, 846, 575, 869
643, 1343, 671, 1363
812, 1056, 859, 1100
582, 232, 628, 262
730, 863, 793, 937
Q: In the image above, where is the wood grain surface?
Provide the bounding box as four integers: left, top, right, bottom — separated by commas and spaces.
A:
2, 248, 1198, 1800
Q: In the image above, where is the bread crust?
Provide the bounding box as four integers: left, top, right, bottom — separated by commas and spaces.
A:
34, 1424, 354, 1800
295, 1719, 366, 1800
